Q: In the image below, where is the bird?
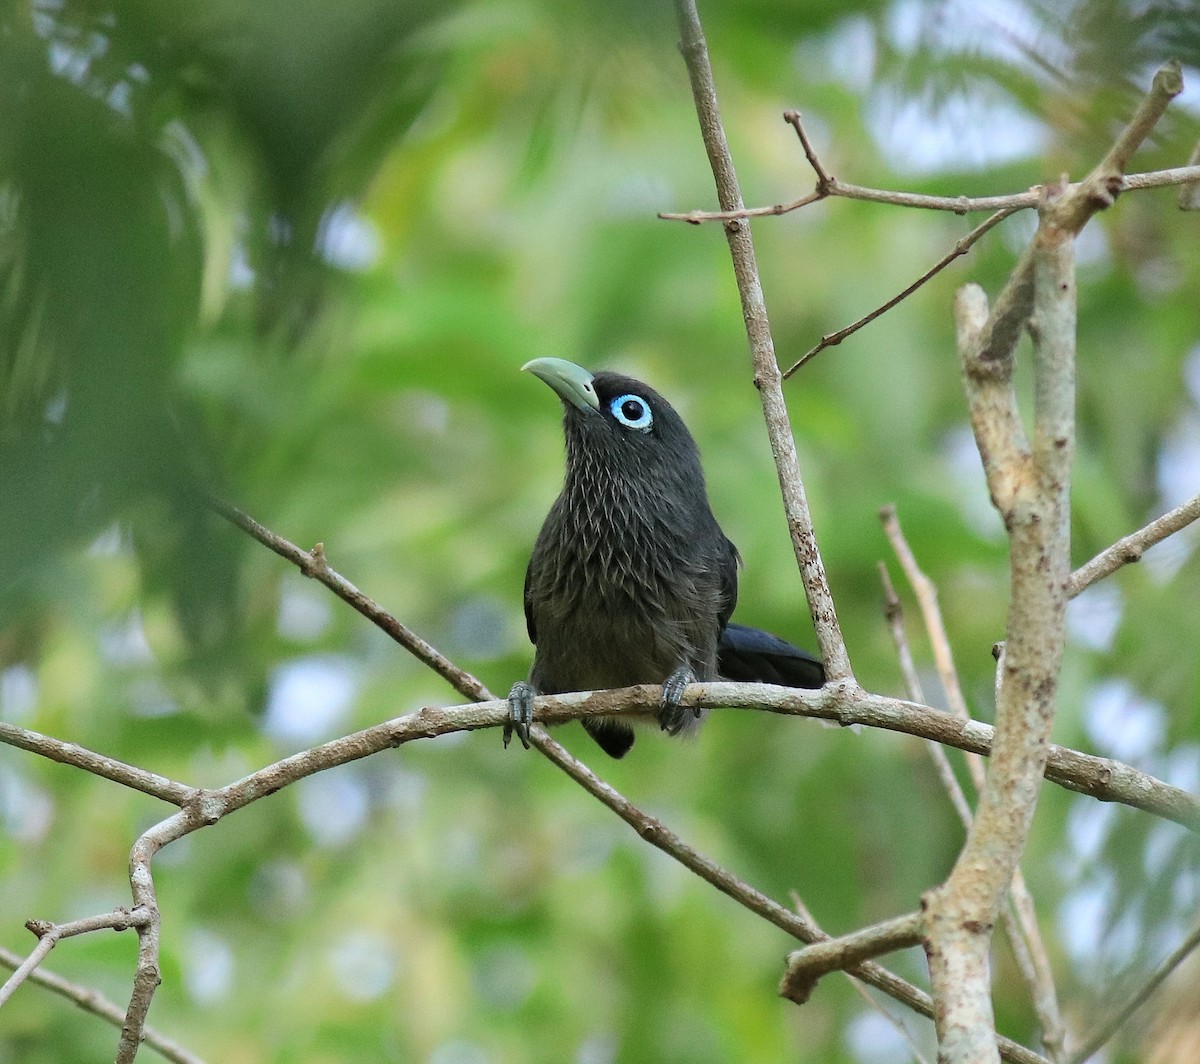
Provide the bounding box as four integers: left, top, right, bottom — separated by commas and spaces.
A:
507, 357, 824, 758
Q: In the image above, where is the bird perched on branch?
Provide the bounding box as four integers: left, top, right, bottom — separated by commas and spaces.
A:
507, 357, 824, 757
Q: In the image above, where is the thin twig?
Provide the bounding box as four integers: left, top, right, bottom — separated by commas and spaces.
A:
0, 937, 60, 1010
659, 189, 826, 223
1068, 492, 1200, 597
878, 562, 974, 828
785, 110, 833, 187
208, 496, 489, 702
783, 208, 1019, 377
659, 98, 1199, 226
672, 0, 852, 682
1066, 917, 1200, 1064
0, 946, 204, 1064
658, 164, 1200, 224
532, 728, 815, 943
0, 722, 194, 806
880, 505, 986, 768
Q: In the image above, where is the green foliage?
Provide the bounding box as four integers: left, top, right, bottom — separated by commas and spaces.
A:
2, 1, 1199, 1062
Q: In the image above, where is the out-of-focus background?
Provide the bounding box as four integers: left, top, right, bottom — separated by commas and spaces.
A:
2, 1, 1199, 1061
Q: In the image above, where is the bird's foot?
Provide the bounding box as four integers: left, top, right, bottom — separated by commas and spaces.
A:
658, 665, 699, 735
505, 681, 535, 749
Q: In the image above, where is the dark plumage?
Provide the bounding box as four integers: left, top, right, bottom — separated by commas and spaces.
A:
507, 358, 823, 757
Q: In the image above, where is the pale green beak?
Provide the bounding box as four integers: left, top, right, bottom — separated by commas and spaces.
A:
522, 357, 601, 413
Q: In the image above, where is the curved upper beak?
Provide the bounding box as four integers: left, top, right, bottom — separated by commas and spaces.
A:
522, 357, 600, 414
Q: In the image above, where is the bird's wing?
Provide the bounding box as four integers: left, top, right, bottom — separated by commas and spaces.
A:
716, 535, 741, 634
522, 559, 537, 645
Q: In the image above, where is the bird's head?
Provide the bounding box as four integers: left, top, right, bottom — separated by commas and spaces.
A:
522, 357, 704, 492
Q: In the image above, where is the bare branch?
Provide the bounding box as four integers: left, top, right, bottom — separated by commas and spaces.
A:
1093, 62, 1184, 191
658, 163, 1200, 225
783, 208, 1019, 378
811, 182, 1032, 214
0, 722, 194, 806
658, 190, 824, 223
664, 68, 1191, 225
1069, 492, 1200, 597
1043, 61, 1183, 236
791, 893, 934, 1064
780, 911, 924, 1005
0, 908, 151, 1010
532, 729, 817, 941
783, 110, 834, 188
7, 676, 1197, 837
662, 88, 1197, 227
0, 947, 204, 1064
208, 496, 489, 702
672, 0, 852, 682
878, 561, 974, 829
925, 172, 1081, 1063
880, 505, 987, 753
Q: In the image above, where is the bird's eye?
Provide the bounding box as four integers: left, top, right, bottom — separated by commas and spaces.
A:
609, 394, 653, 432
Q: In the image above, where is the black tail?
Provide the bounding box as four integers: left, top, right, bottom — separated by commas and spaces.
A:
583, 717, 636, 759
718, 622, 824, 688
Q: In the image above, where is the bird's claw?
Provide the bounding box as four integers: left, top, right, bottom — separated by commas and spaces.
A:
657, 666, 696, 735
505, 681, 535, 749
